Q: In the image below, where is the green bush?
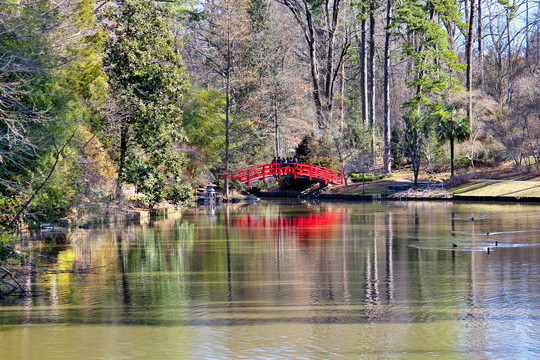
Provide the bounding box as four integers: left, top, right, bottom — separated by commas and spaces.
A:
350, 173, 392, 183
473, 145, 506, 166
0, 233, 21, 263
166, 183, 195, 206
295, 133, 340, 170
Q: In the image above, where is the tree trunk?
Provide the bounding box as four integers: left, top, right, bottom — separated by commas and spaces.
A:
383, 0, 392, 173
450, 137, 455, 177
525, 0, 529, 65
307, 35, 325, 129
368, 0, 376, 156
361, 16, 368, 127
339, 61, 345, 133
478, 0, 483, 89
466, 0, 475, 126
413, 127, 419, 185
116, 120, 129, 198
324, 0, 341, 130
273, 98, 280, 157
225, 68, 231, 199
506, 8, 512, 105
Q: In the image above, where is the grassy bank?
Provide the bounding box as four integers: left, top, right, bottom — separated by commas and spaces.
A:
453, 176, 540, 198
321, 168, 540, 200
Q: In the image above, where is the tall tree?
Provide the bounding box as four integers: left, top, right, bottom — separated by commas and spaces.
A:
188, 0, 254, 199
253, 7, 306, 159
368, 0, 377, 156
383, 0, 393, 173
478, 0, 484, 89
466, 0, 476, 125
280, 0, 350, 131
101, 0, 192, 206
359, 6, 369, 127
393, 0, 463, 183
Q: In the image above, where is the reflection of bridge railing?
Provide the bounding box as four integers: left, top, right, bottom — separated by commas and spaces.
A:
222, 163, 343, 186
229, 210, 343, 242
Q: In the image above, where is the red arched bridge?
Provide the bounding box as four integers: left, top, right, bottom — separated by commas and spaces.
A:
222, 163, 343, 187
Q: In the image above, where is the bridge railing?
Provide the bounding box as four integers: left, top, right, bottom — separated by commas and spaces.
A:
223, 163, 343, 186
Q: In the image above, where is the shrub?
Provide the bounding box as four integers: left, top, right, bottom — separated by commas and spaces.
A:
295, 133, 340, 170
0, 233, 21, 263
350, 173, 392, 182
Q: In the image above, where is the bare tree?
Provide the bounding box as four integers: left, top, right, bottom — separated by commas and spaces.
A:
360, 9, 369, 127
250, 3, 309, 159
466, 0, 476, 125
0, 1, 57, 177
368, 0, 377, 156
478, 0, 484, 89
279, 0, 350, 131
383, 0, 393, 173
186, 0, 253, 198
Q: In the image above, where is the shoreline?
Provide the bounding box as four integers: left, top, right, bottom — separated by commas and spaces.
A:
256, 187, 540, 204
316, 193, 540, 203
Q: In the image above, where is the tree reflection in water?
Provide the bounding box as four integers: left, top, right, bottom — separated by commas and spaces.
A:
226, 206, 397, 324
1, 202, 538, 360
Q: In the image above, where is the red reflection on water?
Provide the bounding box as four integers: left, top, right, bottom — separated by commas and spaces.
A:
229, 209, 344, 242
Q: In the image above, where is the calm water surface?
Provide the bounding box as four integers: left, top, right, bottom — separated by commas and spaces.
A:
1, 200, 539, 359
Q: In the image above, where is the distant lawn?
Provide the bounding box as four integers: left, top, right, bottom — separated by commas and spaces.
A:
327, 170, 540, 199
328, 179, 399, 195
453, 176, 540, 198
342, 184, 391, 195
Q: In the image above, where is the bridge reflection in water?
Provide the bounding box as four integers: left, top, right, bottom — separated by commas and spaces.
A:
224, 206, 391, 318
228, 209, 343, 242
5, 202, 538, 359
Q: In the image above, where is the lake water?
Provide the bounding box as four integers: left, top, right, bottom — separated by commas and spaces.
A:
1, 200, 539, 359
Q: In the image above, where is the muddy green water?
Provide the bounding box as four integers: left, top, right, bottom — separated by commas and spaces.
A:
1, 200, 539, 359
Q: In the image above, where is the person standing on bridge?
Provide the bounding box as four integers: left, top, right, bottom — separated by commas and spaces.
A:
289, 157, 296, 173
293, 156, 299, 173
271, 157, 277, 174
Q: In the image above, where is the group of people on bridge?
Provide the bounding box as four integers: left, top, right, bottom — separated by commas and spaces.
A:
271, 156, 299, 164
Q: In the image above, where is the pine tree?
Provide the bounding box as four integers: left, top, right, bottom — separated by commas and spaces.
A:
393, 0, 464, 183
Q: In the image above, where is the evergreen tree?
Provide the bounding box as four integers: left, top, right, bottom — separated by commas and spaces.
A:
101, 0, 192, 206
393, 0, 464, 183
181, 85, 226, 181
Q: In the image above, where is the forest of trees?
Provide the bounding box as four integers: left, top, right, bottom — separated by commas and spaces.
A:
1, 0, 540, 231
